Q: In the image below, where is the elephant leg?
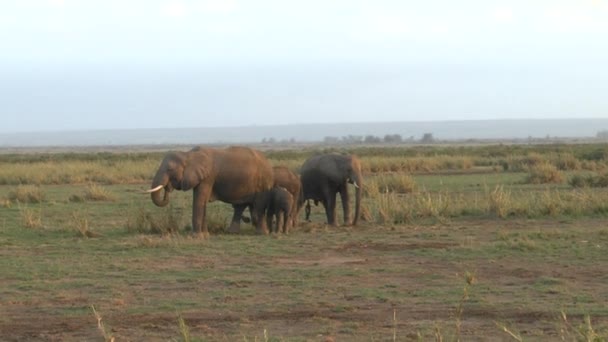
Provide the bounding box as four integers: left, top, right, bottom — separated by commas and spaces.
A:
291, 202, 298, 227
228, 204, 247, 233
339, 184, 351, 225
248, 203, 259, 226
305, 200, 312, 221
266, 210, 274, 234
329, 193, 338, 226
282, 210, 289, 233
254, 203, 269, 235
192, 185, 211, 238
322, 188, 337, 226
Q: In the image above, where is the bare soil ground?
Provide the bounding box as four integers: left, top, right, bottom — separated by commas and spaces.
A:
1, 218, 608, 341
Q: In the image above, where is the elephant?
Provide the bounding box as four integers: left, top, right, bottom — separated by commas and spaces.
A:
271, 166, 303, 227
300, 153, 362, 226
242, 166, 303, 228
145, 146, 274, 236
254, 186, 294, 234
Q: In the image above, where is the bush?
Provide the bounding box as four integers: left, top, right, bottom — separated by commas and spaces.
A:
569, 174, 589, 188
568, 173, 608, 188
525, 163, 564, 184
555, 153, 581, 171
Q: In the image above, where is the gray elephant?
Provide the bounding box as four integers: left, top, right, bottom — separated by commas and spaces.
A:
300, 153, 363, 226
145, 146, 274, 236
255, 186, 294, 234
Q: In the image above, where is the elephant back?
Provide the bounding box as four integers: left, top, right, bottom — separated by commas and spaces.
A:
212, 147, 273, 202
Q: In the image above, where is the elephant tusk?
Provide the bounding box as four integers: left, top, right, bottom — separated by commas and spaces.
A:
353, 181, 360, 189
143, 185, 164, 193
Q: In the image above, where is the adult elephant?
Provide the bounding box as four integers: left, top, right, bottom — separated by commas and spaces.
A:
145, 146, 274, 236
300, 153, 362, 226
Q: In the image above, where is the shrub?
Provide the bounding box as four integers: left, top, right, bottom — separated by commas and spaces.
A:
525, 163, 564, 184
594, 172, 608, 187
568, 172, 608, 188
555, 153, 581, 171
569, 174, 589, 188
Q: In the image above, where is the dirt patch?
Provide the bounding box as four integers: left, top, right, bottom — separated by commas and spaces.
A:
335, 241, 458, 252
277, 256, 367, 266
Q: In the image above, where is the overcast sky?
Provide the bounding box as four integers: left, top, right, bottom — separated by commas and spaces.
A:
1, 0, 607, 133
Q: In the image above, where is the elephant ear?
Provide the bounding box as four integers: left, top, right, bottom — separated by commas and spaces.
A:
319, 155, 348, 183
181, 151, 212, 190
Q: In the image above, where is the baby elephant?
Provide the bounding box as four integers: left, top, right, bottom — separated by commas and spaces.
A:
263, 186, 294, 234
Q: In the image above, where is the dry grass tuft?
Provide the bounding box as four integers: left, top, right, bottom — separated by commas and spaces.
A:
525, 163, 564, 184
9, 185, 46, 204
69, 184, 115, 202
91, 305, 115, 342
488, 185, 511, 219
569, 172, 608, 188
375, 174, 417, 194
19, 205, 43, 229
126, 205, 183, 235
0, 198, 11, 208
70, 211, 103, 238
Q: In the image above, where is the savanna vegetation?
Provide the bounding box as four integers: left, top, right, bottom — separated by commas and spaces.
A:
1, 143, 608, 341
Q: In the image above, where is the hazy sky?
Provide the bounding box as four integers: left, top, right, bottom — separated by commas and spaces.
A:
1, 0, 607, 133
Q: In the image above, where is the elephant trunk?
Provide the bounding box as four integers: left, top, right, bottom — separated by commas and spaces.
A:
150, 170, 170, 207
352, 172, 362, 226
353, 183, 361, 226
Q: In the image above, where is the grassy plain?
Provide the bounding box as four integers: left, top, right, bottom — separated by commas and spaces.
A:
1, 143, 608, 341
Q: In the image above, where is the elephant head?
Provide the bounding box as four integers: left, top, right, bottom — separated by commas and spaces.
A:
146, 150, 211, 207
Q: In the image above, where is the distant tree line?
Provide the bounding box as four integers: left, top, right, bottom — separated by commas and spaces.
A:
261, 137, 297, 144
261, 133, 437, 145
261, 130, 608, 145
323, 133, 435, 145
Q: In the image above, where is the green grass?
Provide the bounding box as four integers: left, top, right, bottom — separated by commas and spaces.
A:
1, 144, 608, 340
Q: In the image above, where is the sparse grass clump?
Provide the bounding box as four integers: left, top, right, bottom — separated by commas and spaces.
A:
69, 184, 116, 202
19, 205, 43, 229
488, 185, 512, 218
8, 185, 46, 204
374, 192, 412, 224
83, 184, 115, 201
0, 198, 11, 208
126, 204, 184, 235
374, 174, 417, 193
525, 163, 564, 184
70, 211, 102, 238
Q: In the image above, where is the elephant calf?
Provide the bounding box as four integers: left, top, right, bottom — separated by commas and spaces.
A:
256, 186, 294, 234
